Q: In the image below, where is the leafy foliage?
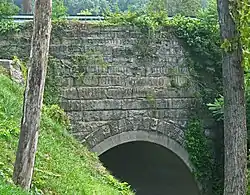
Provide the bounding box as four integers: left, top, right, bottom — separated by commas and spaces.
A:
185, 119, 213, 194
240, 0, 250, 95
52, 0, 68, 20
0, 0, 19, 19
165, 0, 202, 16
42, 105, 70, 128
207, 95, 224, 121
12, 56, 27, 81
0, 0, 19, 34
69, 0, 202, 15
15, 0, 203, 15
64, 0, 110, 15
104, 5, 168, 31
0, 20, 19, 34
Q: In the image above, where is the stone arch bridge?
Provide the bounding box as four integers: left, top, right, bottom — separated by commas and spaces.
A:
1, 24, 208, 195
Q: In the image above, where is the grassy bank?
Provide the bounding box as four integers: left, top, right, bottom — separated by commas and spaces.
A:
0, 74, 133, 195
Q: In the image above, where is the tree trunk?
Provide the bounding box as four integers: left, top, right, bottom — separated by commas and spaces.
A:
217, 0, 247, 194
22, 0, 33, 14
13, 0, 52, 190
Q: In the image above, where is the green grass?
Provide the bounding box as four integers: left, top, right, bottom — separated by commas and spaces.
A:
0, 74, 133, 195
0, 179, 28, 195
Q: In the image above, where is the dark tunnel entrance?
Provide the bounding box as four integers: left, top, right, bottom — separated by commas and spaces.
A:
99, 141, 200, 195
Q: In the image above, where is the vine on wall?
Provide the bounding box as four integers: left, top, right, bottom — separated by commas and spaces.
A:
44, 51, 109, 106
44, 57, 62, 105
185, 119, 213, 194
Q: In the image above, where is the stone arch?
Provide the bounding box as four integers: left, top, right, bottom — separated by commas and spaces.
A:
92, 130, 202, 195
91, 130, 192, 172
82, 116, 187, 151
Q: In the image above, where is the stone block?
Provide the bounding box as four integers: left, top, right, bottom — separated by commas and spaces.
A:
0, 59, 24, 85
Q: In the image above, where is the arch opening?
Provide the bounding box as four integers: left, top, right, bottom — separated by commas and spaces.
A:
99, 141, 200, 195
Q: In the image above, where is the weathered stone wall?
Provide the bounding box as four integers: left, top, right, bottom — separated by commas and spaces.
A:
0, 23, 198, 149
